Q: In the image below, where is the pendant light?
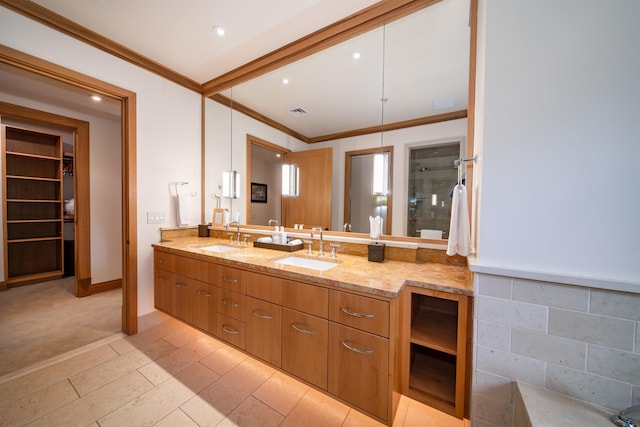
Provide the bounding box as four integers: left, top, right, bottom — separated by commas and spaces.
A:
372, 25, 390, 197
223, 88, 239, 199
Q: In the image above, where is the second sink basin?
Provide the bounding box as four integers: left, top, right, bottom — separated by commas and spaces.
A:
274, 256, 338, 272
200, 244, 240, 253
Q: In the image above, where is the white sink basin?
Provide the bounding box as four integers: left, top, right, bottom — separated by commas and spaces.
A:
274, 256, 338, 272
200, 245, 240, 253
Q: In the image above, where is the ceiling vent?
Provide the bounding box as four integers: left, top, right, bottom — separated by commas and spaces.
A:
288, 107, 309, 117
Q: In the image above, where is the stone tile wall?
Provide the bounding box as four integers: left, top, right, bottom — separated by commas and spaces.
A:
471, 273, 640, 426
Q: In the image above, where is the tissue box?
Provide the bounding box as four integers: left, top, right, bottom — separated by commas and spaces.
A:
368, 242, 385, 262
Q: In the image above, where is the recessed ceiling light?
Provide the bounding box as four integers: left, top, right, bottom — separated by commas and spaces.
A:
350, 51, 362, 61
281, 77, 290, 85
211, 25, 226, 37
90, 95, 102, 102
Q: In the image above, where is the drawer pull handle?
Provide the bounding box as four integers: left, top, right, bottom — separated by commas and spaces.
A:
291, 322, 316, 335
197, 290, 211, 297
341, 339, 374, 355
157, 259, 165, 264
222, 276, 238, 284
221, 324, 239, 334
252, 309, 273, 320
176, 282, 187, 288
222, 298, 238, 307
341, 306, 374, 319
157, 276, 166, 282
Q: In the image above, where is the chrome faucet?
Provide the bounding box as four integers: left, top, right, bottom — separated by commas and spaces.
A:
268, 219, 279, 227
343, 223, 351, 232
310, 227, 324, 257
227, 221, 241, 244
612, 405, 640, 427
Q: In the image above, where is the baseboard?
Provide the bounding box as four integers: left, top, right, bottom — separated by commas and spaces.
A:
90, 279, 122, 294
0, 281, 6, 291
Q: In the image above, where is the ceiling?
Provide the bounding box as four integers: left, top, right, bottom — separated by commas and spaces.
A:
0, 0, 469, 139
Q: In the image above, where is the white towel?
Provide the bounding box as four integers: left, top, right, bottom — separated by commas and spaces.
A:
447, 184, 470, 256
369, 215, 383, 240
177, 193, 190, 226
256, 237, 273, 243
288, 239, 303, 246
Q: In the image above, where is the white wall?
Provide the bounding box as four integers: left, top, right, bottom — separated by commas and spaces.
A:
473, 0, 640, 286
1, 6, 202, 315
471, 1, 640, 426
0, 100, 122, 284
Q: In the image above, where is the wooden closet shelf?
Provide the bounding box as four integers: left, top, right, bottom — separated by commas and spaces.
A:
6, 175, 61, 182
410, 308, 458, 355
5, 151, 60, 161
7, 199, 61, 203
7, 219, 62, 224
8, 236, 62, 244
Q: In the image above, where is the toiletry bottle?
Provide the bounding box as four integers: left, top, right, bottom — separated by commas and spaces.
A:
272, 225, 281, 244
280, 226, 287, 245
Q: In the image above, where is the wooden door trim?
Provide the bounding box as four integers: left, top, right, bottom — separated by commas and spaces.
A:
245, 134, 289, 225
0, 45, 138, 335
344, 146, 393, 235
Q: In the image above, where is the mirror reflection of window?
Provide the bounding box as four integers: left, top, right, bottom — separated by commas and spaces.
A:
407, 142, 461, 239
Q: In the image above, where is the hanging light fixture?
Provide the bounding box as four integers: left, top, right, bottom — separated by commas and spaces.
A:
223, 88, 239, 199
282, 163, 300, 197
372, 25, 390, 197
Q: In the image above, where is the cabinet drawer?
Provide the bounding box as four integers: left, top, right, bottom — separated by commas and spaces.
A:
154, 250, 173, 272
329, 290, 389, 337
282, 308, 328, 389
216, 289, 246, 322
246, 297, 282, 367
283, 281, 328, 318
216, 314, 245, 350
154, 269, 175, 313
215, 265, 246, 293
246, 272, 283, 305
173, 254, 209, 282
328, 323, 389, 420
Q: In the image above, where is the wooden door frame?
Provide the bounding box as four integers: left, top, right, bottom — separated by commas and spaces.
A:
0, 45, 138, 335
344, 146, 393, 235
245, 134, 290, 225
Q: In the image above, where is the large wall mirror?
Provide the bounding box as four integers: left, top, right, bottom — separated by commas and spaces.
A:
204, 0, 474, 240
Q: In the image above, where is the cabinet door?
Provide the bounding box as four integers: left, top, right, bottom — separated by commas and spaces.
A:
172, 276, 193, 324
193, 282, 215, 334
246, 296, 282, 367
216, 288, 246, 322
328, 323, 389, 420
217, 314, 245, 350
154, 269, 175, 313
282, 308, 327, 389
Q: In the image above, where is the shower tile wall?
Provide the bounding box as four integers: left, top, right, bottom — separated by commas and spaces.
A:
472, 273, 640, 427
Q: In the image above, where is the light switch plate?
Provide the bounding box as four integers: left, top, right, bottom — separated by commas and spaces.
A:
147, 211, 165, 224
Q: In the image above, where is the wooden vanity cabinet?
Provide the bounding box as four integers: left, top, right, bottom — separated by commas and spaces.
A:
152, 247, 403, 425
401, 286, 470, 419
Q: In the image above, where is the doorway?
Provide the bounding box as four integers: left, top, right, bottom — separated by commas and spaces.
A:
1, 45, 138, 335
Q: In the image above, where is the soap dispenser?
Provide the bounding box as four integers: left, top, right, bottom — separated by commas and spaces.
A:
280, 226, 288, 245
272, 225, 281, 244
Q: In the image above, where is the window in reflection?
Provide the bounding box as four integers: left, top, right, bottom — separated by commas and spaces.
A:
407, 142, 460, 239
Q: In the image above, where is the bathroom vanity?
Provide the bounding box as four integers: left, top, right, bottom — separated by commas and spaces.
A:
152, 233, 472, 424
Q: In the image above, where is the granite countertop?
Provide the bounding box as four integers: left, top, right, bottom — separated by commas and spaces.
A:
152, 237, 473, 299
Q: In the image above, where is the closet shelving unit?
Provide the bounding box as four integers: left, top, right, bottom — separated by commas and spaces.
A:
2, 124, 64, 285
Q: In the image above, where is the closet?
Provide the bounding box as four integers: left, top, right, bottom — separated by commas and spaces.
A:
2, 123, 64, 286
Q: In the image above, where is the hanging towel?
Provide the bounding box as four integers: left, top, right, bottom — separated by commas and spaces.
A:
369, 215, 382, 240
177, 193, 190, 227
447, 183, 470, 256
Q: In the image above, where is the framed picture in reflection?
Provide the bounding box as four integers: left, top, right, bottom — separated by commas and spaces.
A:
251, 182, 267, 203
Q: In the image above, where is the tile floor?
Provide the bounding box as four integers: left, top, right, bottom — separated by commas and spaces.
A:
0, 311, 467, 427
